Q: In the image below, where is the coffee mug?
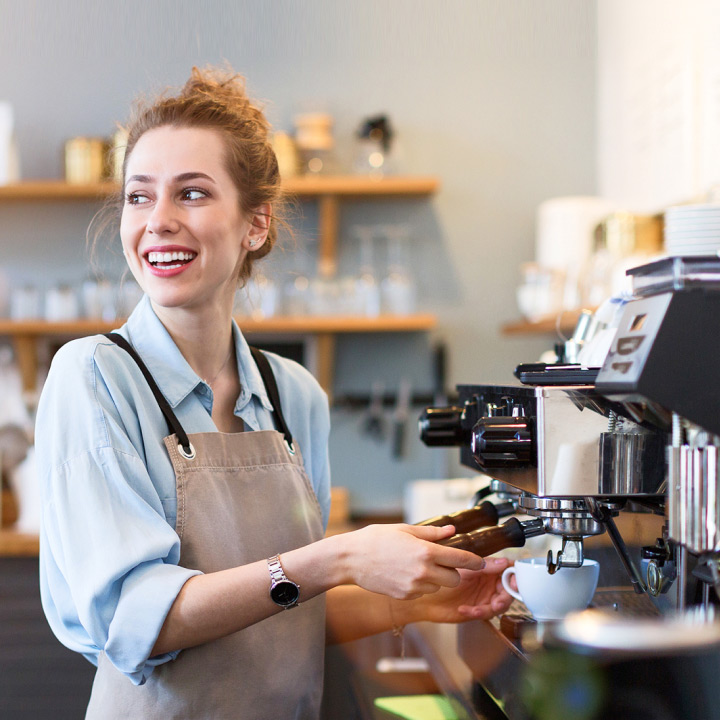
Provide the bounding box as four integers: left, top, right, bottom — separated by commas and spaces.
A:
501, 557, 599, 621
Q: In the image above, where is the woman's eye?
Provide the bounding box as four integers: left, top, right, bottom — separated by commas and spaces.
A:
181, 188, 207, 201
125, 192, 150, 205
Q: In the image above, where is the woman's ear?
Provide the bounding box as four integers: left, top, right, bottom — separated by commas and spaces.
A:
244, 203, 271, 251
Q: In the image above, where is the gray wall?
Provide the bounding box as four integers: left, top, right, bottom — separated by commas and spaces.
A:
0, 0, 597, 513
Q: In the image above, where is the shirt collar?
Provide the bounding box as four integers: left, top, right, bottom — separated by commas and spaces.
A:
124, 295, 273, 412
231, 320, 274, 413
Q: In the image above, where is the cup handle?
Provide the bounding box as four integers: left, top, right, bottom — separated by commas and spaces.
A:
501, 566, 523, 602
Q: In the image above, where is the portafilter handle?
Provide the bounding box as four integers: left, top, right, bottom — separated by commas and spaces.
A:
437, 517, 545, 557
416, 500, 516, 533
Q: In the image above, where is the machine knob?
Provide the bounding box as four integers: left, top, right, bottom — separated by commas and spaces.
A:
471, 416, 534, 468
419, 405, 468, 447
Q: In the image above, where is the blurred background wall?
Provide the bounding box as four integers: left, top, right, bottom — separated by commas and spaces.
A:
0, 0, 597, 514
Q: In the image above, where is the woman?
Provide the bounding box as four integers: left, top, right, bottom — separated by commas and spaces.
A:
36, 67, 512, 719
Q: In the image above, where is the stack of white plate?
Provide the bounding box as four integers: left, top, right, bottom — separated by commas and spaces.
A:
664, 204, 720, 255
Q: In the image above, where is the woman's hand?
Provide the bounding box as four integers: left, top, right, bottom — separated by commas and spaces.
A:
333, 523, 486, 601
406, 556, 514, 624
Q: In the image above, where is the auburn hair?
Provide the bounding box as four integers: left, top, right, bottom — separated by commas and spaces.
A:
96, 65, 286, 285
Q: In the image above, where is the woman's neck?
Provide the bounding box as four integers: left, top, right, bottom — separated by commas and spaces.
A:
151, 298, 236, 382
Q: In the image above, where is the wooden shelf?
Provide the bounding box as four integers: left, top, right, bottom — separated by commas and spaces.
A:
2, 313, 437, 396
1, 176, 440, 396
501, 309, 584, 336
284, 175, 439, 197
0, 176, 440, 277
240, 313, 437, 333
0, 175, 439, 202
0, 313, 436, 337
0, 180, 119, 201
0, 530, 39, 557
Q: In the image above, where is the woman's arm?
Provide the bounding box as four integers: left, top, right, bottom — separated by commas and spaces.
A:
325, 556, 513, 646
152, 523, 485, 655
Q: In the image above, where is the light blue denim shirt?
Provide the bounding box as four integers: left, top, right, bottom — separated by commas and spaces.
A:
36, 294, 331, 685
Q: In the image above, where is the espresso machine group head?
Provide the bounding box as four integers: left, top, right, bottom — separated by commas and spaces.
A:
421, 256, 720, 609
421, 380, 664, 581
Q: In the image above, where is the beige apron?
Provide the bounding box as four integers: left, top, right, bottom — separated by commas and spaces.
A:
86, 336, 326, 720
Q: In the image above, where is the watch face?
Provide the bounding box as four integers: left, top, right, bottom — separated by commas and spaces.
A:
271, 580, 300, 606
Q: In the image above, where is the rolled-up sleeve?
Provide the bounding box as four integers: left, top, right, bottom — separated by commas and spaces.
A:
37, 337, 202, 685
40, 449, 200, 684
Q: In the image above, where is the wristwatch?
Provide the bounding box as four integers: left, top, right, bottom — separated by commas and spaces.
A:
267, 554, 300, 609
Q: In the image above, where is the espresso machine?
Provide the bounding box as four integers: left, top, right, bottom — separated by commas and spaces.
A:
419, 256, 720, 720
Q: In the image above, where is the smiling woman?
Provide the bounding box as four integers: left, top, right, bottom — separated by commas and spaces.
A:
90, 68, 284, 292
120, 67, 283, 283
35, 65, 513, 720
120, 125, 268, 331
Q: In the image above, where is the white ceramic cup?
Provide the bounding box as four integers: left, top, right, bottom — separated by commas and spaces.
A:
501, 557, 600, 621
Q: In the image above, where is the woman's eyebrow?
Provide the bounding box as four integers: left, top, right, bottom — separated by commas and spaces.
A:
175, 172, 216, 184
125, 172, 217, 185
125, 174, 153, 185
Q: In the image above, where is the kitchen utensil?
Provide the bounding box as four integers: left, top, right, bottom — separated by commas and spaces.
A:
361, 381, 386, 441
391, 378, 412, 458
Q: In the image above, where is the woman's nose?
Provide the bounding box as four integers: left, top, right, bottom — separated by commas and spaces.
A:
147, 195, 180, 235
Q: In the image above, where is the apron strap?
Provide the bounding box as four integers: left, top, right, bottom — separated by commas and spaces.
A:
104, 333, 294, 453
249, 346, 294, 450
104, 333, 193, 455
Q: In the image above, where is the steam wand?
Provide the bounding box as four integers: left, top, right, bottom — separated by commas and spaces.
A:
585, 497, 647, 594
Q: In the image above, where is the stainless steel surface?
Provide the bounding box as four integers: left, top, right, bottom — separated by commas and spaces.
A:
678, 544, 688, 612
518, 495, 605, 536
546, 607, 720, 656
406, 623, 499, 720
669, 443, 720, 553
520, 517, 546, 539
421, 260, 720, 718
473, 385, 665, 498
455, 588, 670, 719
628, 254, 720, 296
457, 618, 526, 720
599, 429, 665, 494
536, 387, 606, 496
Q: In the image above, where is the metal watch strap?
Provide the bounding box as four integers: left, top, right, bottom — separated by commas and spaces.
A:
267, 554, 288, 583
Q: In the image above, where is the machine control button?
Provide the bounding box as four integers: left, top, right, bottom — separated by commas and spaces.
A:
616, 335, 645, 355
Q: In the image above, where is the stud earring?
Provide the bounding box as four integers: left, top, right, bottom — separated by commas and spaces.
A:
248, 239, 258, 248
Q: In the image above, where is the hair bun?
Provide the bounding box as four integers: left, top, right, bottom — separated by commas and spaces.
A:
97, 64, 288, 287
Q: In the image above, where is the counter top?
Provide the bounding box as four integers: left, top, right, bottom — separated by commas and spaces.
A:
0, 530, 40, 556
407, 622, 510, 720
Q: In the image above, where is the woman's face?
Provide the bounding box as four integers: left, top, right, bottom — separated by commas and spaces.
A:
120, 125, 266, 316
